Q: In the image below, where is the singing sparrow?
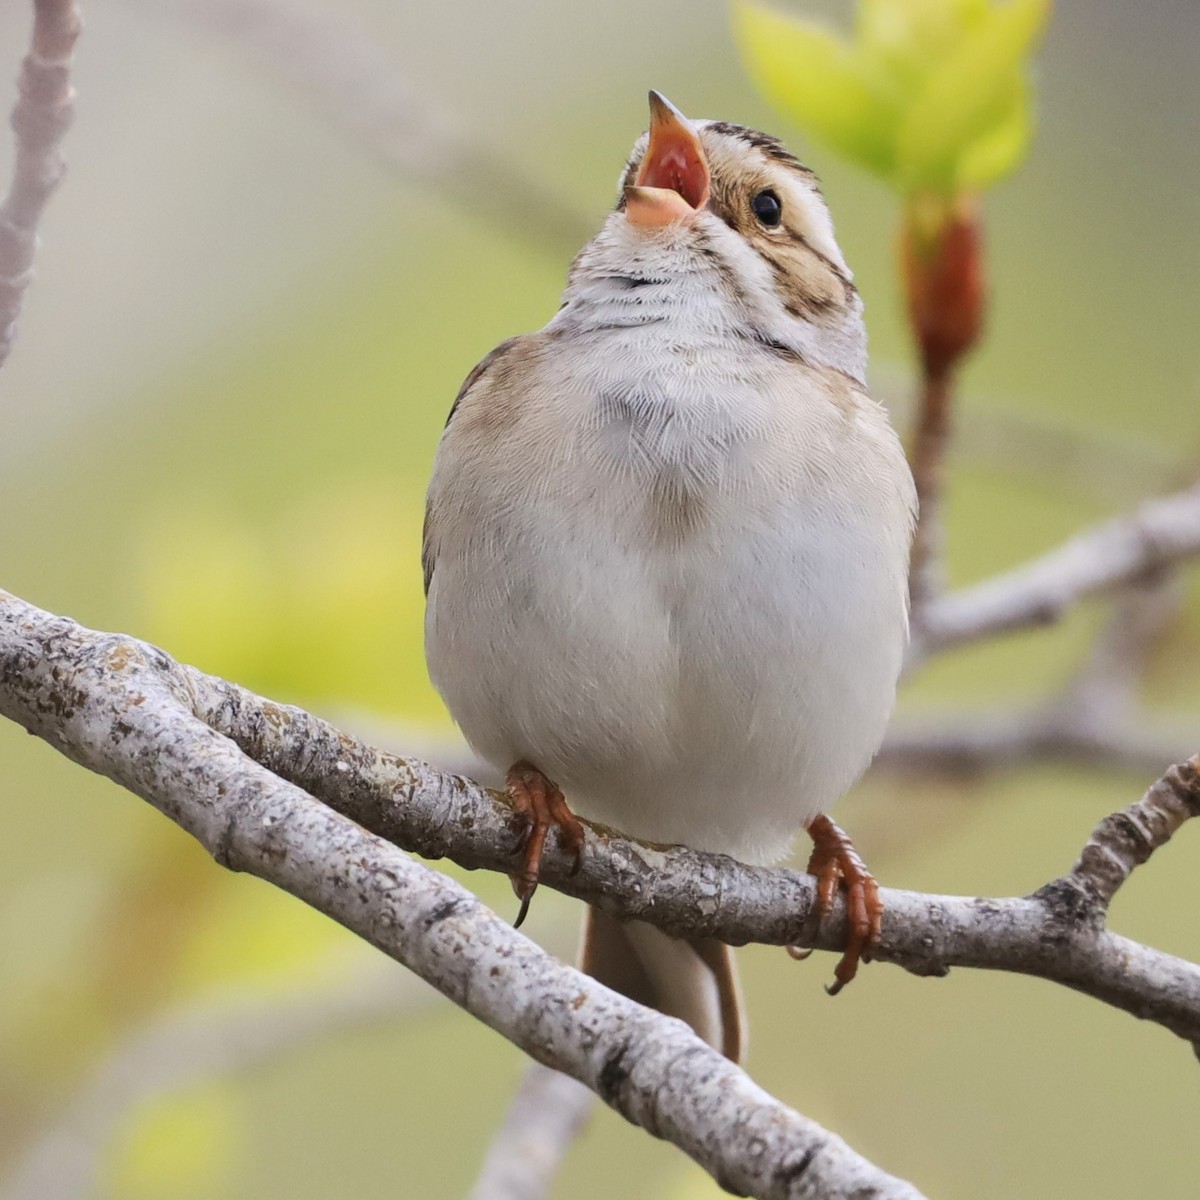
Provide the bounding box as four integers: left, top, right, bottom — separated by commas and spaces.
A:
423, 93, 915, 1060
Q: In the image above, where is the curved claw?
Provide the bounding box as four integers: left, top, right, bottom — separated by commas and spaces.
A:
505, 761, 585, 925
796, 815, 883, 995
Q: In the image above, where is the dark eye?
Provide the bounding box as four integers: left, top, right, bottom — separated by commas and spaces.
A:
751, 189, 782, 227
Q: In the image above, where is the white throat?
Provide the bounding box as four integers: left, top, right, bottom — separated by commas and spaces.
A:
549, 212, 868, 384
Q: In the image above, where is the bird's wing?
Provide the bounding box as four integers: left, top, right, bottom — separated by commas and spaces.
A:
422, 335, 523, 596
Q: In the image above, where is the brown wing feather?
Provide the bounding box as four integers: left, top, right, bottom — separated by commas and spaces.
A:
422, 336, 522, 596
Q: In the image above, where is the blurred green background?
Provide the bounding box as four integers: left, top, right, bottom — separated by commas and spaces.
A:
2, 1, 1199, 1197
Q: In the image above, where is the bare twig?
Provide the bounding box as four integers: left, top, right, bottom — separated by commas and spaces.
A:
2, 967, 439, 1200
909, 482, 1200, 663
3, 591, 1199, 1051
376, 575, 1191, 794
331, 701, 1192, 800
467, 1065, 596, 1200
0, 0, 80, 370
1052, 572, 1182, 736
1069, 756, 1200, 910
0, 591, 925, 1200
143, 0, 592, 258
882, 572, 1189, 781
876, 711, 1191, 781
872, 367, 1180, 509
901, 197, 985, 611
906, 367, 954, 607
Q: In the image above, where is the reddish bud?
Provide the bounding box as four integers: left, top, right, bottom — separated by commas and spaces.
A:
901, 194, 985, 381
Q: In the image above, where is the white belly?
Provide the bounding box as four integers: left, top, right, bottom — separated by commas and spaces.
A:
424, 343, 911, 864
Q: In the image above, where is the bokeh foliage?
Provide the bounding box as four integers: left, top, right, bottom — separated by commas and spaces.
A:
734, 0, 1049, 194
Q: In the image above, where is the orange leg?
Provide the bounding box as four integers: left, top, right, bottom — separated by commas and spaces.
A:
505, 760, 585, 927
788, 814, 882, 996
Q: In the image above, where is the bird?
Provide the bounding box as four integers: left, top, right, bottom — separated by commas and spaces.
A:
422, 91, 915, 1062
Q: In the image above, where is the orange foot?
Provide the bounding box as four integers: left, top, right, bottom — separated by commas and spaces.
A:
505, 760, 585, 927
788, 814, 882, 996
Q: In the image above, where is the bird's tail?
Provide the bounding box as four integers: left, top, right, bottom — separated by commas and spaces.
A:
580, 906, 745, 1062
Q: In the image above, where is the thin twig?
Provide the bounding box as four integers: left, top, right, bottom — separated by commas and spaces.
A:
875, 711, 1191, 781
901, 197, 985, 612
1069, 756, 1200, 910
1052, 571, 1181, 737
909, 482, 1200, 664
467, 1065, 596, 1200
0, 0, 81, 370
883, 573, 1187, 780
906, 366, 954, 608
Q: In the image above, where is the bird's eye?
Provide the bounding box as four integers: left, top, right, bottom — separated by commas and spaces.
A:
751, 189, 782, 227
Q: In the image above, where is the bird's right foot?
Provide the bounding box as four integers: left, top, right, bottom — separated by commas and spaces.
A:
505, 760, 585, 927
787, 813, 883, 995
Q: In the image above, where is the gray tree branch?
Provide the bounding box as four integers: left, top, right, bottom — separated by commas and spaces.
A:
909, 482, 1200, 663
0, 0, 80, 370
876, 711, 1192, 780
881, 574, 1191, 780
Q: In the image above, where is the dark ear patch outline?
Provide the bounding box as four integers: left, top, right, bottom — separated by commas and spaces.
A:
730, 197, 856, 295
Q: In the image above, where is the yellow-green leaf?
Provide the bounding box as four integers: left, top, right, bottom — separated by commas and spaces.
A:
956, 75, 1034, 188
733, 0, 898, 176
896, 0, 1049, 189
857, 0, 988, 89
864, 0, 984, 66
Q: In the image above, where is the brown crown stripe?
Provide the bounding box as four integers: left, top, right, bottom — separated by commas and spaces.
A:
702, 122, 816, 181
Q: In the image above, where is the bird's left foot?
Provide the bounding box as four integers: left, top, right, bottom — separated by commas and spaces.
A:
788, 814, 882, 996
505, 760, 585, 927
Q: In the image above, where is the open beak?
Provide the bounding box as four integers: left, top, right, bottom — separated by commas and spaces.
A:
625, 91, 710, 229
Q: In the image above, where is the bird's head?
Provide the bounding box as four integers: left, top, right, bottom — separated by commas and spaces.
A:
565, 92, 865, 380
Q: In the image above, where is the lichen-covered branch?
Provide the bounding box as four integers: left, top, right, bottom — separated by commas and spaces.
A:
3, 590, 1199, 1058
0, 589, 924, 1200
910, 482, 1200, 662
0, 0, 80, 369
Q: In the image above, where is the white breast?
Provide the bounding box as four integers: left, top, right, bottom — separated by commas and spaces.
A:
424, 316, 913, 865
